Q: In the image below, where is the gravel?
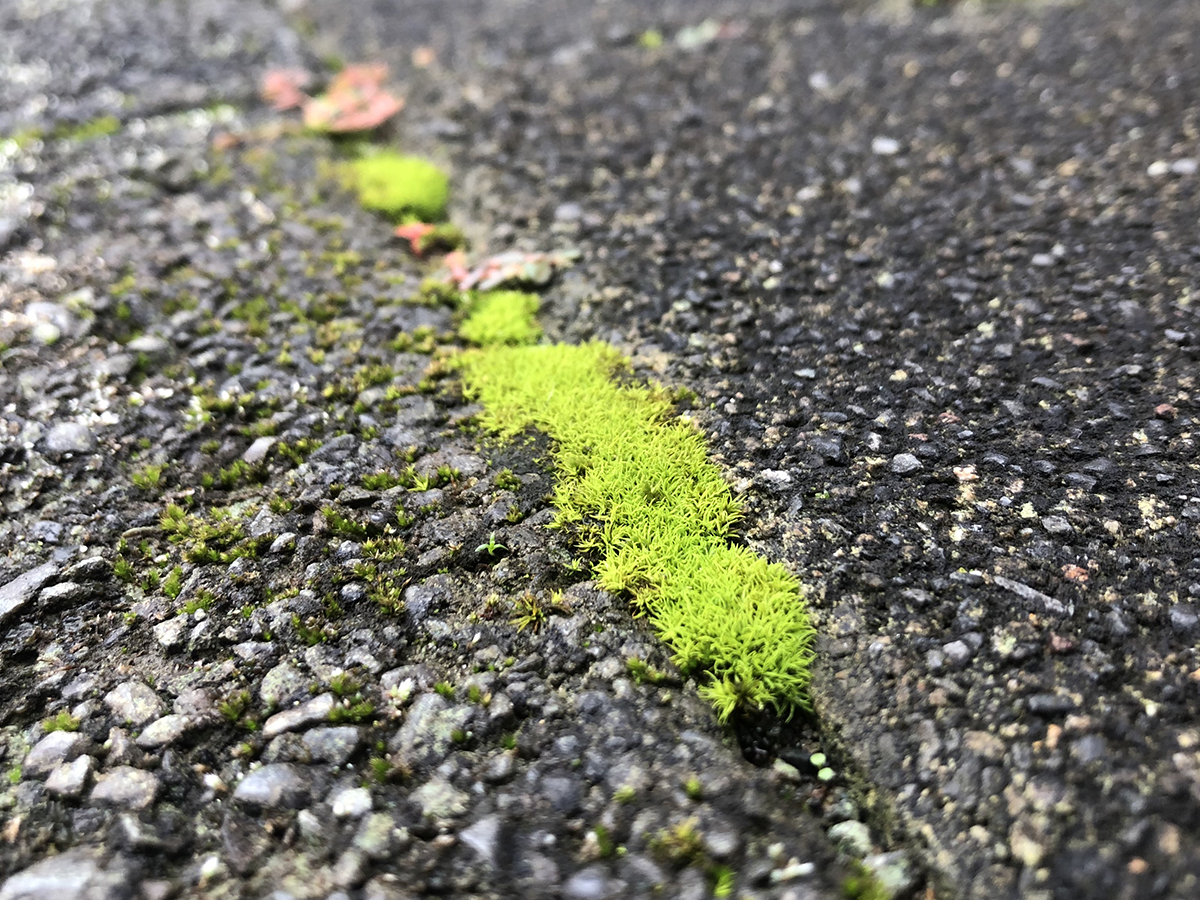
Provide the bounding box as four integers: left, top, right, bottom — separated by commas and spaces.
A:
4, 0, 1199, 898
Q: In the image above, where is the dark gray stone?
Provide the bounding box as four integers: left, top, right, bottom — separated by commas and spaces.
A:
0, 561, 58, 626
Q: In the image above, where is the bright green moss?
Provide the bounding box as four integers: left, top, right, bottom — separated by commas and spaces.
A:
460, 291, 543, 346
453, 341, 816, 721
349, 152, 449, 222
58, 115, 120, 142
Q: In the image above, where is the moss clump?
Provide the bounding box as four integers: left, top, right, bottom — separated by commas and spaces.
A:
349, 152, 449, 222
42, 711, 81, 733
453, 340, 816, 721
57, 115, 120, 142
460, 291, 542, 346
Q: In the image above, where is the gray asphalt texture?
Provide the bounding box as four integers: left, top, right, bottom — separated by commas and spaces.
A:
2, 1, 1200, 899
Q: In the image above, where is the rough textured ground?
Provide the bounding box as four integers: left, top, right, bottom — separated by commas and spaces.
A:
2, 1, 1200, 899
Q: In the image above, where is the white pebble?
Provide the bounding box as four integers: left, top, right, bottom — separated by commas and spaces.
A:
871, 136, 901, 156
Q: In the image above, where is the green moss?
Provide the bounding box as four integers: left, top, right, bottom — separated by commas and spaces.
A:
362, 470, 402, 491
460, 291, 543, 346
42, 711, 80, 733
494, 469, 522, 491
321, 506, 369, 539
639, 29, 665, 49
453, 341, 816, 722
162, 566, 184, 600
626, 657, 670, 686
201, 459, 267, 491
113, 555, 135, 582
178, 590, 214, 616
841, 864, 892, 900
4, 127, 44, 150
25, 115, 121, 145
369, 571, 407, 614
510, 592, 549, 633
218, 690, 252, 724
231, 296, 272, 337
649, 818, 706, 867
349, 152, 449, 222
65, 115, 120, 141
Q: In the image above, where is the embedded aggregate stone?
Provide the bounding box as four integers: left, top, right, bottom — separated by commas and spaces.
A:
862, 852, 918, 900
103, 681, 165, 727
562, 866, 623, 900
89, 766, 160, 809
233, 763, 311, 809
301, 726, 362, 765
134, 714, 198, 749
262, 692, 336, 739
459, 814, 503, 868
331, 786, 373, 818
260, 662, 310, 708
44, 754, 94, 798
411, 778, 469, 820
387, 694, 473, 768
0, 847, 136, 900
42, 421, 95, 456
0, 561, 58, 625
888, 453, 922, 475
36, 580, 89, 608
23, 730, 91, 778
353, 813, 401, 860
826, 821, 873, 858
152, 615, 188, 649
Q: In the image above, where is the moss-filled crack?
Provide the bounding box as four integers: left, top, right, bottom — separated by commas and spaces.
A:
452, 302, 816, 721
306, 79, 818, 723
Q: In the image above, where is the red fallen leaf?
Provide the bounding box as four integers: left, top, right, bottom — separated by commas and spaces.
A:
303, 64, 404, 133
261, 68, 312, 111
1154, 403, 1177, 421
395, 223, 436, 255
306, 91, 403, 133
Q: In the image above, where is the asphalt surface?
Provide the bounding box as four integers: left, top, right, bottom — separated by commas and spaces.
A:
2, 0, 1200, 898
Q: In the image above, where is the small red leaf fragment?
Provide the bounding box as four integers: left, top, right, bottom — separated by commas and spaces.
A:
260, 68, 312, 111
395, 223, 436, 255
443, 250, 469, 284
